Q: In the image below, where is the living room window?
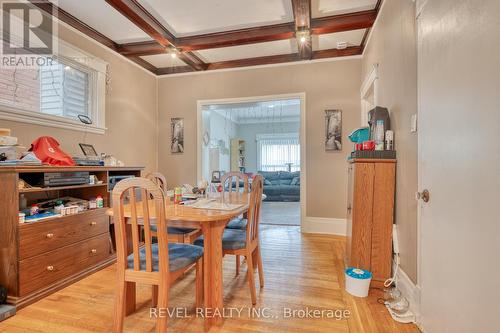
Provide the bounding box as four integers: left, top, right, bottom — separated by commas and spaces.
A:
0, 41, 108, 134
257, 133, 300, 172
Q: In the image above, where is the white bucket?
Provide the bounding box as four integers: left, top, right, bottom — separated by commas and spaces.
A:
345, 267, 372, 298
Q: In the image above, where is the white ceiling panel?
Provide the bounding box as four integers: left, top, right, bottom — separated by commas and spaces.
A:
313, 29, 366, 50
311, 0, 377, 18
140, 54, 186, 68
51, 0, 152, 43
137, 0, 294, 37
195, 39, 298, 63
205, 99, 301, 124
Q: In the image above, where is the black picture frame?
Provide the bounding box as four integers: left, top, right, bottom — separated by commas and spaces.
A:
79, 143, 98, 157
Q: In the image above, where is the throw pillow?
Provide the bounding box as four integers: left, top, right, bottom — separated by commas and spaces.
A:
264, 179, 272, 185
291, 177, 300, 186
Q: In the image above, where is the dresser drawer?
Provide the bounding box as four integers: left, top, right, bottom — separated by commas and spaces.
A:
19, 208, 109, 260
19, 233, 111, 296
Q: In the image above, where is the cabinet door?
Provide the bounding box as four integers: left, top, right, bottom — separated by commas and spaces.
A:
350, 162, 375, 270
345, 163, 354, 265
371, 162, 396, 283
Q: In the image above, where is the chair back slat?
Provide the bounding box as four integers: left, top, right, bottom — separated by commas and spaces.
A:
146, 172, 167, 192
112, 178, 170, 275
246, 175, 263, 244
129, 189, 140, 270
221, 172, 249, 194
141, 188, 153, 272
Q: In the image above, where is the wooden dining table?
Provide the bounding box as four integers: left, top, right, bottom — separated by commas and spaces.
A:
106, 192, 252, 330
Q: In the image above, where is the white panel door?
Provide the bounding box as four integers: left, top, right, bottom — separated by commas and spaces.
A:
418, 1, 500, 332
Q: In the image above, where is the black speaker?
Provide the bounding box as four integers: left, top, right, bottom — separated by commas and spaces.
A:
0, 284, 7, 304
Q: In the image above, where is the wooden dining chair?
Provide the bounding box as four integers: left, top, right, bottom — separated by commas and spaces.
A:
195, 175, 264, 305
220, 172, 251, 273
145, 172, 202, 244
222, 172, 249, 231
145, 172, 167, 191
112, 177, 204, 333
221, 171, 249, 193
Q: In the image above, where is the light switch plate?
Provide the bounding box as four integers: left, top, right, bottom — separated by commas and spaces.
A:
411, 114, 418, 133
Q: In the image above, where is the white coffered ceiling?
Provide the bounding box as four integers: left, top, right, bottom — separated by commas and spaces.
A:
313, 29, 366, 51
50, 0, 153, 43
45, 1, 378, 71
195, 39, 298, 63
139, 54, 187, 68
137, 0, 294, 37
206, 99, 301, 124
311, 0, 378, 18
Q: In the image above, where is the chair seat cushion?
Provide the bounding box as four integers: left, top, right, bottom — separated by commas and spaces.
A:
127, 243, 203, 272
226, 218, 247, 230
150, 225, 198, 235
194, 229, 246, 250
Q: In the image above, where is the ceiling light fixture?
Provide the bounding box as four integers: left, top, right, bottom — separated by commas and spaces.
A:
296, 29, 310, 45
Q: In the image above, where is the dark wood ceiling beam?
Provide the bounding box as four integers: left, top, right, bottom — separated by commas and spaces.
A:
292, 0, 312, 60
312, 46, 363, 60
105, 0, 206, 71
155, 66, 194, 75
207, 53, 301, 71
116, 9, 378, 57
29, 0, 118, 51
177, 52, 208, 71
105, 0, 175, 48
117, 40, 165, 57
311, 10, 377, 35
177, 23, 295, 51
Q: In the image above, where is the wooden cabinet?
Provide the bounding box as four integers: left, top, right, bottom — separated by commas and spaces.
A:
0, 166, 142, 308
346, 159, 396, 288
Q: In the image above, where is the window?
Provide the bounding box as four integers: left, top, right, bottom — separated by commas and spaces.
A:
39, 59, 89, 120
0, 40, 107, 134
257, 133, 300, 172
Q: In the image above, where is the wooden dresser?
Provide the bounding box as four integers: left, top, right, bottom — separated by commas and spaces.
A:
346, 159, 396, 288
0, 166, 142, 308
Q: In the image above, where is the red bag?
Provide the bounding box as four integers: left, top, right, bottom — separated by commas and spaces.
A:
30, 136, 75, 166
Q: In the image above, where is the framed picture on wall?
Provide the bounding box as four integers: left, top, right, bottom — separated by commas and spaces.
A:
325, 109, 342, 151
170, 118, 184, 153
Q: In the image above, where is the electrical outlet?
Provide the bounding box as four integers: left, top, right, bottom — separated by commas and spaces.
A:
411, 114, 418, 133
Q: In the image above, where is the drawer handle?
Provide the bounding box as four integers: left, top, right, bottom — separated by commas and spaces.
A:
46, 265, 54, 271
89, 221, 97, 226
46, 233, 54, 238
91, 249, 97, 255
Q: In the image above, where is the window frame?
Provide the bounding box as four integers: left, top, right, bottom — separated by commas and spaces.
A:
256, 132, 300, 172
0, 39, 108, 134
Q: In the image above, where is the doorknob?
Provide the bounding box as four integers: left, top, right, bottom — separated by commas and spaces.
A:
416, 189, 430, 203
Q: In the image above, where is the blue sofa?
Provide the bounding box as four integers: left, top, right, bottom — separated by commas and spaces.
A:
258, 171, 300, 202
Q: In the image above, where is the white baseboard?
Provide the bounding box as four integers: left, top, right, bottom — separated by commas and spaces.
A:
301, 216, 346, 236
395, 266, 422, 325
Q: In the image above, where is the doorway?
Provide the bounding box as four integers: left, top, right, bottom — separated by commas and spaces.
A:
197, 93, 306, 228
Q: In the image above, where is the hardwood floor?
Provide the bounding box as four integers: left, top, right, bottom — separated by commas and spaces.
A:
1, 226, 419, 333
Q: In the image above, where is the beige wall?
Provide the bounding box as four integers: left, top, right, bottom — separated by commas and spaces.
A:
0, 23, 158, 173
362, 0, 418, 282
157, 60, 361, 218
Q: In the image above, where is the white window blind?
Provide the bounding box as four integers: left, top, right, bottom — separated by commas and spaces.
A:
257, 134, 300, 172
40, 60, 89, 120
